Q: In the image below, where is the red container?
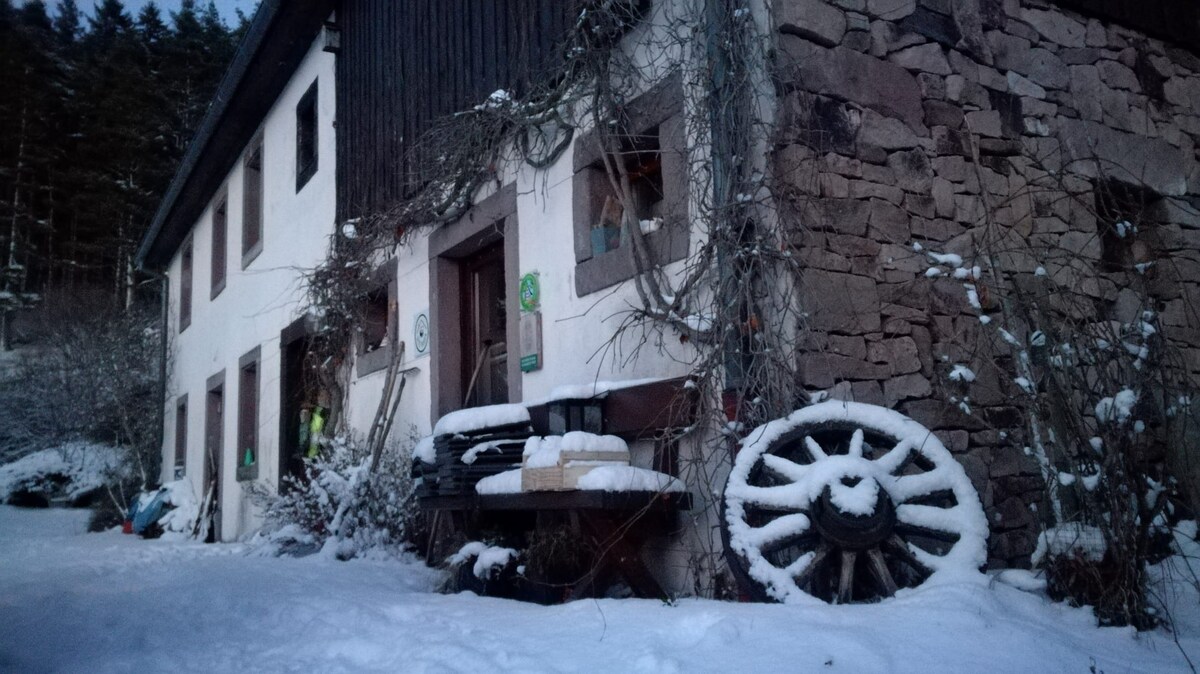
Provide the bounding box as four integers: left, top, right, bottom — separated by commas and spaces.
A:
122, 520, 133, 534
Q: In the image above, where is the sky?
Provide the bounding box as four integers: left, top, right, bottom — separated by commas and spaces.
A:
48, 0, 260, 26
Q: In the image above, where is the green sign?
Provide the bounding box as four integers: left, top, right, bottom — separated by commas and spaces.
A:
520, 353, 540, 373
518, 273, 540, 312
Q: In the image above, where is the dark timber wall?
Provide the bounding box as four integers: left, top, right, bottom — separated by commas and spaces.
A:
335, 0, 579, 222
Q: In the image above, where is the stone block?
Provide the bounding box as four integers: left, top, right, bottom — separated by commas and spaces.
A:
857, 110, 920, 149
1006, 71, 1046, 99
886, 149, 933, 193
776, 0, 848, 49
798, 352, 891, 388
883, 372, 932, 404
850, 379, 886, 405
1085, 18, 1106, 48
779, 36, 926, 131
890, 42, 952, 75
900, 399, 987, 430
866, 0, 915, 20
869, 336, 922, 374
1060, 47, 1102, 66
849, 179, 905, 205
1058, 118, 1194, 196
897, 6, 960, 48
1019, 8, 1085, 48
820, 172, 851, 198
802, 269, 882, 333
989, 31, 1069, 89
1098, 59, 1140, 92
923, 99, 964, 129
868, 198, 912, 241
932, 177, 955, 218
965, 109, 1003, 138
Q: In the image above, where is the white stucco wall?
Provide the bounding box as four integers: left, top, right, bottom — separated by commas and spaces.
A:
162, 37, 336, 540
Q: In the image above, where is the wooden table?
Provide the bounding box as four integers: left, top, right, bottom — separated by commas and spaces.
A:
421, 490, 691, 600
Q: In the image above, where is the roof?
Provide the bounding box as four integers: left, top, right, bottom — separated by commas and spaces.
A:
136, 0, 335, 269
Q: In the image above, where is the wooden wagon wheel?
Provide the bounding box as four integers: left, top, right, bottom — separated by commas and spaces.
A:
722, 401, 988, 604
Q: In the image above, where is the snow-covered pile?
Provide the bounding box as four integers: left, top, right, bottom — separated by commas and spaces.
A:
155, 480, 201, 539
0, 442, 124, 505
449, 541, 519, 580
521, 432, 628, 468
433, 404, 530, 436
1031, 523, 1108, 566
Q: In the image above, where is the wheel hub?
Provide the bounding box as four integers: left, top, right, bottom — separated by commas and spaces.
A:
812, 477, 896, 550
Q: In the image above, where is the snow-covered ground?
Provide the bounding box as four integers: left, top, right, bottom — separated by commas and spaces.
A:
0, 506, 1195, 673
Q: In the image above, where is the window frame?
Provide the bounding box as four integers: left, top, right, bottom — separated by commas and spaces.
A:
571, 73, 689, 297
174, 394, 188, 477
295, 80, 319, 192
179, 237, 193, 333
236, 346, 261, 482
211, 191, 228, 299
355, 261, 398, 378
242, 137, 264, 268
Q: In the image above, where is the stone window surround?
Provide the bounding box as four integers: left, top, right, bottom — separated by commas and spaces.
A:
355, 261, 399, 378
428, 183, 521, 420
242, 134, 265, 269
174, 394, 188, 475
210, 189, 229, 300
296, 79, 319, 193
179, 235, 193, 333
572, 72, 689, 297
236, 346, 261, 482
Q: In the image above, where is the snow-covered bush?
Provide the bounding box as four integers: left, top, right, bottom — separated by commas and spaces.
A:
247, 432, 419, 560
0, 442, 125, 507
916, 171, 1197, 628
0, 289, 163, 522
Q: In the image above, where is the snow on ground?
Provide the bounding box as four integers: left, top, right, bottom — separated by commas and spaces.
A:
0, 505, 1196, 673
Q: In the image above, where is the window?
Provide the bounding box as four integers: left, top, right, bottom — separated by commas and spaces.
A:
236, 347, 260, 481
1095, 178, 1160, 273
296, 80, 318, 191
572, 74, 688, 296
180, 239, 193, 332
242, 140, 264, 266
211, 194, 227, 298
174, 395, 188, 477
356, 262, 397, 377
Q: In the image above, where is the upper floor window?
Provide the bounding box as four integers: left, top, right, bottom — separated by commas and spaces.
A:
180, 238, 193, 332
296, 80, 318, 191
571, 74, 688, 297
242, 140, 264, 266
211, 194, 228, 298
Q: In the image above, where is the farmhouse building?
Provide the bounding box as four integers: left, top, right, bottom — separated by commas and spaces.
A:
139, 0, 1200, 598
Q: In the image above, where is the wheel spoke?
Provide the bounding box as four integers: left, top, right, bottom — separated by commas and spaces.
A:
874, 439, 913, 474
836, 550, 857, 604
792, 541, 832, 589
761, 529, 820, 557
866, 547, 899, 596
894, 522, 960, 544
804, 436, 828, 462
884, 534, 933, 576
740, 512, 811, 550
760, 453, 809, 483
848, 429, 865, 457
732, 483, 806, 511
896, 504, 964, 543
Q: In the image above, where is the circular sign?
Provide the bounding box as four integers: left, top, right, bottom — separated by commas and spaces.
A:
413, 312, 430, 355
519, 273, 540, 312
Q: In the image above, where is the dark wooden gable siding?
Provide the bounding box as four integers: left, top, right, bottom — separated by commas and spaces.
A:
336, 0, 579, 222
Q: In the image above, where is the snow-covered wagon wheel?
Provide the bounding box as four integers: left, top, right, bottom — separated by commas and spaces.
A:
722, 401, 988, 604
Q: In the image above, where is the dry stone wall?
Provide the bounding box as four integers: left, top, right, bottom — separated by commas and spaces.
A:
771, 0, 1200, 567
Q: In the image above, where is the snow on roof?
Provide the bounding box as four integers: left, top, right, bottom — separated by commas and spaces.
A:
433, 404, 531, 436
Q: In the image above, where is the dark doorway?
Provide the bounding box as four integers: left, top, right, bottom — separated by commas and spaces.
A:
461, 242, 508, 407
279, 318, 317, 484
204, 377, 224, 543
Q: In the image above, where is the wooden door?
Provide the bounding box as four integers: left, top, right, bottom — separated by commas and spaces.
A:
204, 385, 224, 542
461, 242, 508, 407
